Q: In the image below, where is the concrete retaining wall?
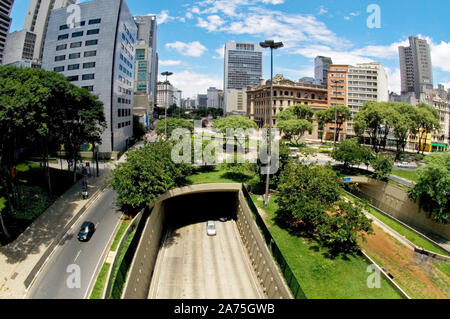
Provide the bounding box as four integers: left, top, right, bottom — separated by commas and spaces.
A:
122, 201, 165, 299
121, 184, 291, 299
350, 177, 450, 240
236, 191, 292, 299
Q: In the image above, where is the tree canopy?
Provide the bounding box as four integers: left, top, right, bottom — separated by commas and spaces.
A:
277, 104, 314, 144
409, 152, 450, 224
213, 115, 258, 134
156, 117, 194, 137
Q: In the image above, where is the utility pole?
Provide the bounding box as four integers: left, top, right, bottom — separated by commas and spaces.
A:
260, 40, 284, 207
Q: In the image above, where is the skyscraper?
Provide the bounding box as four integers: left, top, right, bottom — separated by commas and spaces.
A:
23, 0, 75, 64
0, 0, 14, 65
134, 15, 158, 108
399, 36, 433, 98
314, 56, 333, 87
41, 0, 137, 153
224, 41, 262, 114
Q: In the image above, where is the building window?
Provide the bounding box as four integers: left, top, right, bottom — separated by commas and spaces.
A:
83, 62, 96, 69
82, 74, 95, 80
69, 53, 81, 59
72, 31, 84, 38
87, 29, 100, 35
84, 50, 97, 57
58, 34, 69, 40
88, 18, 101, 25
67, 75, 79, 82
59, 24, 69, 30
136, 49, 145, 60
54, 66, 65, 72
68, 64, 80, 70
82, 86, 94, 92
85, 39, 98, 46
55, 55, 66, 62
56, 44, 67, 51
70, 42, 82, 48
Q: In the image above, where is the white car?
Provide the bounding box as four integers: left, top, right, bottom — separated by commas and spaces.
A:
397, 162, 410, 168
206, 220, 216, 236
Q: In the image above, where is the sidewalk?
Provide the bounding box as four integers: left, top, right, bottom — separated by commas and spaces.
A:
0, 163, 112, 299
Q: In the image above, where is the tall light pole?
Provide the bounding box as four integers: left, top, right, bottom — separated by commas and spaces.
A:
260, 40, 283, 207
161, 71, 173, 137
333, 106, 338, 147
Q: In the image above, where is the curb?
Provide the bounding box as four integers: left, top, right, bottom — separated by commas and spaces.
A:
23, 181, 108, 292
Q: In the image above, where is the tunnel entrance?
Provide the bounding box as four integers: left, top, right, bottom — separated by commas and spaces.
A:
164, 192, 238, 229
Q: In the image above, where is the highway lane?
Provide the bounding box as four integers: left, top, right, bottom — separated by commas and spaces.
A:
149, 220, 265, 299
26, 188, 122, 299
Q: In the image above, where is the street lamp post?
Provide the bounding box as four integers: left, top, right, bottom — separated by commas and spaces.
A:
161, 71, 173, 137
260, 40, 283, 207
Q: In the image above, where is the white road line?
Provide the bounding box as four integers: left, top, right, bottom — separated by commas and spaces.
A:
74, 250, 82, 262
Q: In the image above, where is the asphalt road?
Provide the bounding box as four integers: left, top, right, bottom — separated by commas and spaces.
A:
26, 188, 122, 299
148, 220, 265, 299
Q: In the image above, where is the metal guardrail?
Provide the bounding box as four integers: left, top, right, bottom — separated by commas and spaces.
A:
241, 185, 307, 299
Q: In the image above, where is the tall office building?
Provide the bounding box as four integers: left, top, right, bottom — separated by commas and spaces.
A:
0, 0, 14, 65
207, 87, 221, 108
42, 0, 137, 153
134, 15, 158, 107
399, 36, 433, 99
314, 56, 333, 87
3, 29, 37, 66
224, 41, 262, 114
346, 62, 388, 138
23, 0, 75, 64
157, 82, 175, 107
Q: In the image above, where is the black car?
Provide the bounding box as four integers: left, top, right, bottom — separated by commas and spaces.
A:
78, 221, 95, 242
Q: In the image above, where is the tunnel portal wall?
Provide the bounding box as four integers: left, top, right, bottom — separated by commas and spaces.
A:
121, 184, 292, 299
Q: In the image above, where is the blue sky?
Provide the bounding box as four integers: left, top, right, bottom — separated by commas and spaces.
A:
9, 0, 450, 98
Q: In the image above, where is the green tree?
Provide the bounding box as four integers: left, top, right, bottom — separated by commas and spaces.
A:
409, 152, 449, 224
213, 115, 258, 133
0, 196, 9, 238
156, 118, 194, 137
133, 115, 146, 140
370, 153, 393, 181
412, 103, 441, 154
277, 105, 314, 144
326, 105, 352, 144
391, 103, 417, 160
354, 101, 386, 152
331, 138, 370, 169
314, 109, 329, 143
109, 141, 192, 212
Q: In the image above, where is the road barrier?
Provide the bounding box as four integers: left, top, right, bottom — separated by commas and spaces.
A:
241, 185, 306, 299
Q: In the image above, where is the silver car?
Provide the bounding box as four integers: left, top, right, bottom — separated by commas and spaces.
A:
206, 220, 216, 236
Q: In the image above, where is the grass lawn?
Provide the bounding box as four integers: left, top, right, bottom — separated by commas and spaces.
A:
110, 219, 131, 252
187, 167, 253, 185
108, 230, 136, 298
251, 194, 402, 299
391, 169, 419, 183
345, 193, 449, 256
90, 263, 111, 299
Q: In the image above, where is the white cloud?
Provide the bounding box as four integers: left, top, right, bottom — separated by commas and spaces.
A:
318, 6, 328, 15
157, 10, 174, 24
197, 15, 225, 31
276, 66, 315, 80
159, 60, 182, 66
186, 12, 194, 19
349, 12, 360, 17
384, 67, 401, 94
163, 71, 223, 97
165, 41, 208, 57
429, 40, 450, 73
213, 45, 225, 59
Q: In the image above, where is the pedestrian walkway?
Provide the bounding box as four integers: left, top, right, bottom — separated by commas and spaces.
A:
0, 163, 113, 299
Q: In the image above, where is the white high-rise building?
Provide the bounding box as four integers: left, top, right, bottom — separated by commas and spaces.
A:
0, 0, 14, 65
3, 29, 37, 66
346, 62, 389, 138
224, 41, 262, 114
207, 87, 221, 108
41, 0, 137, 153
157, 83, 175, 107
23, 0, 75, 64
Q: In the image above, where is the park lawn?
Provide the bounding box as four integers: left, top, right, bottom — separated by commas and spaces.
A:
90, 263, 111, 299
251, 194, 402, 299
187, 167, 253, 185
110, 219, 132, 252
391, 169, 419, 183
345, 194, 449, 256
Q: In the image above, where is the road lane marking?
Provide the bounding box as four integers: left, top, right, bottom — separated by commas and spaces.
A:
74, 250, 82, 262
